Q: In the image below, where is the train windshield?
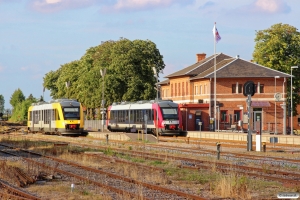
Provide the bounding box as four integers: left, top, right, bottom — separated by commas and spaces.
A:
161, 107, 178, 120
63, 107, 80, 120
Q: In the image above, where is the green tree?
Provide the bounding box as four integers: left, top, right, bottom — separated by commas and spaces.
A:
43, 38, 165, 119
10, 88, 25, 109
0, 94, 4, 114
10, 94, 37, 122
253, 23, 300, 115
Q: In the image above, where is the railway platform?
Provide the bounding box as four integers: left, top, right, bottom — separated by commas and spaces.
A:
87, 130, 300, 145
187, 131, 300, 145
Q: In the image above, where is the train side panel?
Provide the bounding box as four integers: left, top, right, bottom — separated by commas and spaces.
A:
107, 100, 184, 136
27, 99, 84, 135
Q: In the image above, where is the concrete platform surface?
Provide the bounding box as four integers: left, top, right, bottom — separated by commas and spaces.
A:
87, 130, 300, 145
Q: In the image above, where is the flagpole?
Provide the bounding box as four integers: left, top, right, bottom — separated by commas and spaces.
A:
214, 22, 217, 132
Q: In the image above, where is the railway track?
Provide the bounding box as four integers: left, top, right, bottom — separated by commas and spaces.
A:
0, 179, 40, 200
2, 133, 300, 199
0, 143, 206, 200
7, 134, 300, 188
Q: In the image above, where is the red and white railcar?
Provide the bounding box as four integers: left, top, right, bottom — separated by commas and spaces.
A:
106, 100, 184, 136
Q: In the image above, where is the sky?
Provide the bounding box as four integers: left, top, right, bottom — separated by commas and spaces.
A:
0, 0, 299, 109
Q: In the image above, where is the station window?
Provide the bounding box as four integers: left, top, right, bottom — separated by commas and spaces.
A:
234, 110, 241, 122
186, 81, 189, 95
260, 84, 264, 93
232, 84, 236, 93
220, 110, 228, 122
238, 84, 242, 93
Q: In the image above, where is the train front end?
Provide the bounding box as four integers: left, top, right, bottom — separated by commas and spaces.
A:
157, 101, 184, 136
57, 100, 84, 135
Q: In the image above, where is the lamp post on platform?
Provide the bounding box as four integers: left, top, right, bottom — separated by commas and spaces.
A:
291, 66, 298, 135
65, 81, 70, 99
152, 66, 159, 142
100, 68, 106, 132
274, 76, 280, 135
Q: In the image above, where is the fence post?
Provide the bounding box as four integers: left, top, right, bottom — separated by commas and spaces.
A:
216, 142, 221, 160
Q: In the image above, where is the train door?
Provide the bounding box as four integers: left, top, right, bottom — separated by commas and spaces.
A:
195, 110, 202, 131
39, 110, 43, 129
49, 109, 52, 132
31, 110, 34, 131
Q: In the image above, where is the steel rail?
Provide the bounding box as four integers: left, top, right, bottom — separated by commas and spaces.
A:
0, 179, 41, 200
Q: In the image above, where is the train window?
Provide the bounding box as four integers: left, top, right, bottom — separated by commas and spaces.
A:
119, 110, 123, 122
122, 110, 125, 122
141, 110, 144, 122
161, 107, 178, 120
63, 107, 80, 120
137, 110, 140, 122
45, 110, 50, 124
33, 110, 38, 124
145, 109, 150, 121
134, 110, 137, 123
113, 110, 117, 121
125, 110, 128, 122
52, 109, 55, 120
129, 110, 133, 122
110, 111, 114, 120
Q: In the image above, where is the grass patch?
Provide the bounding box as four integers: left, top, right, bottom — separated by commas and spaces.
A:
149, 160, 168, 166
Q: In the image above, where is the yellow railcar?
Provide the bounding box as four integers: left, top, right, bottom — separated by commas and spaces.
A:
27, 99, 84, 135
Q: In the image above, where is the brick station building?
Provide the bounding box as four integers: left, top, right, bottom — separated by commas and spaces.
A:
159, 53, 292, 133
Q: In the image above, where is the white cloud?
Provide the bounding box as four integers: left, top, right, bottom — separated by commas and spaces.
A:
254, 0, 290, 14
28, 0, 195, 13
20, 67, 27, 71
113, 0, 173, 10
28, 0, 97, 13
45, 0, 61, 4
101, 0, 195, 12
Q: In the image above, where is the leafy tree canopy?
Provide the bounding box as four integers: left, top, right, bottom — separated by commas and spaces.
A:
252, 23, 300, 115
10, 93, 38, 122
10, 88, 25, 109
43, 38, 165, 117
0, 94, 4, 114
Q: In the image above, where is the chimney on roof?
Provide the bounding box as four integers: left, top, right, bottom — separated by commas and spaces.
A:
196, 53, 206, 62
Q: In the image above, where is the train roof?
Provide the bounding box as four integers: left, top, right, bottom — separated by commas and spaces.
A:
31, 99, 80, 107
109, 99, 178, 110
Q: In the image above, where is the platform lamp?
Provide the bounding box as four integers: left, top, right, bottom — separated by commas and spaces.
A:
152, 66, 159, 142
291, 66, 298, 135
65, 81, 70, 99
274, 76, 280, 135
100, 68, 106, 132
